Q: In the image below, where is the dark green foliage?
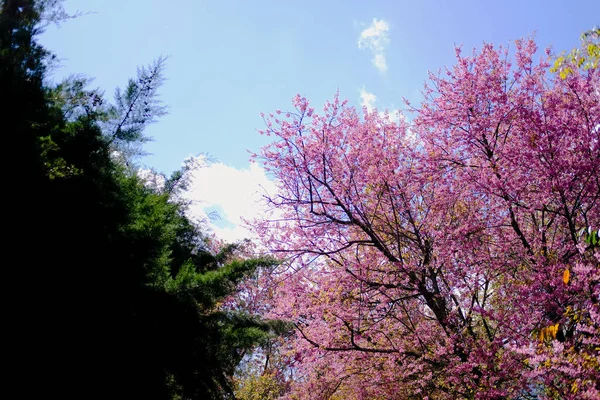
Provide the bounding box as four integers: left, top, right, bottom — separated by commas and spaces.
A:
122, 191, 285, 399
3, 2, 287, 398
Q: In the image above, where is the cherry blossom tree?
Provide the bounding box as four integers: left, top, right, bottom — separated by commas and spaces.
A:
253, 35, 599, 399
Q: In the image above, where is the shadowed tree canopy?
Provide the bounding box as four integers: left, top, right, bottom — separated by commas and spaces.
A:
2, 2, 288, 398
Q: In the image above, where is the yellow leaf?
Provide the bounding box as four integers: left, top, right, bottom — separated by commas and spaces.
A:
550, 323, 559, 339
563, 268, 570, 285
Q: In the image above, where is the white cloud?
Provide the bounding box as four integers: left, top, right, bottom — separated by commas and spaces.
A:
359, 87, 377, 111
182, 157, 277, 243
358, 18, 390, 73
137, 168, 166, 191
373, 53, 388, 73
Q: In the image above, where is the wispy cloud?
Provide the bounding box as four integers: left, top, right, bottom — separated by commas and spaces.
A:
358, 18, 390, 73
372, 53, 387, 73
359, 87, 377, 112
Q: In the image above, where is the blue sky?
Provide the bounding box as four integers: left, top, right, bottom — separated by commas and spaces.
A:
39, 0, 599, 241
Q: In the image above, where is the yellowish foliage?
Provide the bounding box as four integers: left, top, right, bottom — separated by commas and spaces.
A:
551, 28, 600, 78
235, 372, 285, 400
536, 323, 560, 342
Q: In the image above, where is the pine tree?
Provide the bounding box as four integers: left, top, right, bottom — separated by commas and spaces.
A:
2, 2, 287, 398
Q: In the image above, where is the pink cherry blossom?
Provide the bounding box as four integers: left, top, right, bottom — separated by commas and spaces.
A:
251, 37, 599, 399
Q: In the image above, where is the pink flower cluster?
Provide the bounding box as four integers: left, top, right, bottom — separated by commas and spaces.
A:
252, 37, 599, 399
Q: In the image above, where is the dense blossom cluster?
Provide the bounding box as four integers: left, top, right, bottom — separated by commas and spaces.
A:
253, 37, 599, 399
